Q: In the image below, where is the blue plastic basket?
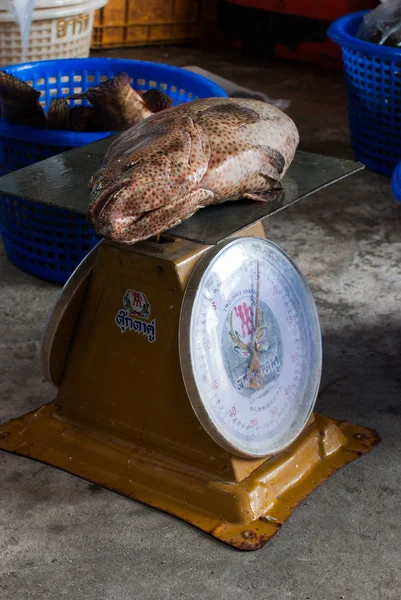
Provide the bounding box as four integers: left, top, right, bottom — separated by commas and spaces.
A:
391, 160, 401, 203
0, 58, 227, 284
328, 11, 401, 177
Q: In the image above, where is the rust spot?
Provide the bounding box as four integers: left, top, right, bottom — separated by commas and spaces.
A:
354, 432, 369, 441
242, 530, 255, 539
235, 533, 272, 551
0, 432, 10, 440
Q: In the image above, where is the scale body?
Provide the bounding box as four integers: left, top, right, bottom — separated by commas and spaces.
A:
0, 141, 380, 550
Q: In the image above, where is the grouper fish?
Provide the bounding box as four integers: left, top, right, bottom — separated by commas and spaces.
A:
69, 73, 173, 132
88, 97, 299, 244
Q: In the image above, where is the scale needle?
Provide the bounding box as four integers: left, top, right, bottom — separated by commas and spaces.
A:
247, 260, 263, 390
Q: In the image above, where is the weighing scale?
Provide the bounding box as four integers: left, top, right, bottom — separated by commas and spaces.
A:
0, 138, 380, 551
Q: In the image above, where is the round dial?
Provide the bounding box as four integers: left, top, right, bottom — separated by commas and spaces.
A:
179, 236, 322, 459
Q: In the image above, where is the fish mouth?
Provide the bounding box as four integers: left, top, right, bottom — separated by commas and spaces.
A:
94, 207, 164, 243
88, 179, 130, 223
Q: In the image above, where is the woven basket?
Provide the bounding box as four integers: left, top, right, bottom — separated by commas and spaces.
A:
0, 0, 107, 66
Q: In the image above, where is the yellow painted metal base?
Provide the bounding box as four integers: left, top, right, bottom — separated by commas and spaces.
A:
0, 225, 381, 550
0, 403, 380, 550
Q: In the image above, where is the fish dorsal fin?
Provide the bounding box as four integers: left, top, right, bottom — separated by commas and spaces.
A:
200, 102, 260, 127
69, 73, 131, 103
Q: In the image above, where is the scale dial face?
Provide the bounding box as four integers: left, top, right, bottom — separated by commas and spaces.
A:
179, 237, 322, 459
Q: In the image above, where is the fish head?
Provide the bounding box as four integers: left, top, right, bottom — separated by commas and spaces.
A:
87, 108, 210, 243
88, 155, 181, 243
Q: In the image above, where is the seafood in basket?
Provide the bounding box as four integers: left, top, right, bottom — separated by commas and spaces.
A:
0, 71, 173, 132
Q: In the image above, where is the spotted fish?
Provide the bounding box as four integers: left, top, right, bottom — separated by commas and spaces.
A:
69, 73, 172, 132
88, 98, 299, 244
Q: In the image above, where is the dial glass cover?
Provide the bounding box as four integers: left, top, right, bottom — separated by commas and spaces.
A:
179, 237, 322, 458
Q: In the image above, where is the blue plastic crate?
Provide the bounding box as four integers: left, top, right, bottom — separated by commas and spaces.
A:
328, 11, 401, 177
0, 58, 227, 284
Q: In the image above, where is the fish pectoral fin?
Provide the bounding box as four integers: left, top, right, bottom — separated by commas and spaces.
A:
172, 188, 215, 223
243, 187, 281, 203
260, 145, 286, 177
200, 102, 260, 127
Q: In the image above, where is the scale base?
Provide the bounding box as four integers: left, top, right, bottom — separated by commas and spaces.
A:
0, 403, 380, 551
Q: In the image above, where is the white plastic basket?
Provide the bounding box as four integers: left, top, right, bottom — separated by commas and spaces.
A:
0, 0, 107, 66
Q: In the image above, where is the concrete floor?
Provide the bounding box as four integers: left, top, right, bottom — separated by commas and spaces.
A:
1, 46, 401, 600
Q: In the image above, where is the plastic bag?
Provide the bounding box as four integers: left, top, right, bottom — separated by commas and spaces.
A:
356, 0, 401, 46
5, 0, 36, 60
183, 66, 291, 111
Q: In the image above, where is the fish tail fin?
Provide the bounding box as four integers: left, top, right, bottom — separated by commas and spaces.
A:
0, 70, 41, 101
0, 70, 46, 126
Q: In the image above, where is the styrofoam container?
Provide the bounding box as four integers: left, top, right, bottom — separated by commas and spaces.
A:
0, 0, 107, 66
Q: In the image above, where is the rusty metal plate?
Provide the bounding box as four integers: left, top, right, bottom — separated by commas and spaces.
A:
0, 405, 380, 551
